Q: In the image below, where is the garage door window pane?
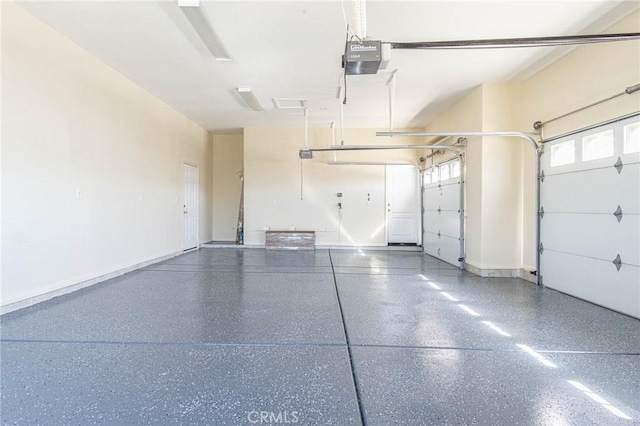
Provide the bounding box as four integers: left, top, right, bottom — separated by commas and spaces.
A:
550, 140, 575, 167
440, 164, 450, 181
451, 161, 460, 178
582, 130, 614, 161
624, 122, 640, 154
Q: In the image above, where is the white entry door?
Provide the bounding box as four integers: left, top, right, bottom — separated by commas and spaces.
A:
386, 165, 419, 244
183, 163, 199, 251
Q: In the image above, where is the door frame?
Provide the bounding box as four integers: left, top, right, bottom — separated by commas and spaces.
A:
385, 165, 421, 245
183, 161, 200, 251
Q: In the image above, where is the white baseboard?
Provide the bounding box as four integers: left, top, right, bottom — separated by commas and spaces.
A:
0, 251, 183, 315
464, 263, 538, 283
464, 263, 520, 278
518, 268, 538, 283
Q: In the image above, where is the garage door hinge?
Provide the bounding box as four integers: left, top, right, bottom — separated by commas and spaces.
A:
437, 231, 441, 238
613, 254, 622, 271
437, 207, 441, 214
613, 205, 623, 223
614, 157, 623, 174
538, 207, 544, 219
539, 171, 545, 182
539, 243, 544, 255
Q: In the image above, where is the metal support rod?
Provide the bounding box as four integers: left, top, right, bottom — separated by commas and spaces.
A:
304, 108, 309, 150
388, 72, 396, 131
388, 32, 640, 50
339, 96, 345, 145
540, 110, 640, 144
533, 83, 640, 130
330, 122, 338, 162
419, 169, 425, 253
433, 136, 453, 146
305, 144, 466, 270
372, 131, 541, 285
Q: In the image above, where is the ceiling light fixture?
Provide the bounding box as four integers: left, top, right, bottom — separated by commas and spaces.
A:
272, 98, 307, 109
178, 0, 232, 61
236, 87, 264, 111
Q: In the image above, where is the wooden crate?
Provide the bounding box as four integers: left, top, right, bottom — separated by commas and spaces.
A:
265, 230, 315, 250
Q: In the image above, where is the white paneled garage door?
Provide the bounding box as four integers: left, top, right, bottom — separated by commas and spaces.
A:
540, 115, 640, 318
423, 159, 462, 267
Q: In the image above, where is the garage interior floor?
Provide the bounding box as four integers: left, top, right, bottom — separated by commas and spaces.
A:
1, 248, 639, 425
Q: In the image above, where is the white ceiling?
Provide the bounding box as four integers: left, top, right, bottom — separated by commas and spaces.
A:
16, 1, 639, 133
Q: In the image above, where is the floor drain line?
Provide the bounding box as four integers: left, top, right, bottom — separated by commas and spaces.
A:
328, 249, 367, 426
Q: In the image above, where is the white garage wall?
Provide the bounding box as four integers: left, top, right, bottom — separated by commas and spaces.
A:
1, 3, 213, 310
212, 135, 244, 241
243, 127, 422, 246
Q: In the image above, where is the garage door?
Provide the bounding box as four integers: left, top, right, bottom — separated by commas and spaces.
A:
423, 159, 462, 267
540, 115, 640, 318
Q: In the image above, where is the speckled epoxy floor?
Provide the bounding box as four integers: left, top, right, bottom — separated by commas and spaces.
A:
1, 248, 639, 425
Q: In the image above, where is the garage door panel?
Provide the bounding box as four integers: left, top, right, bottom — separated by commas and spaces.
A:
423, 232, 459, 266
540, 116, 640, 319
542, 213, 640, 265
423, 163, 461, 268
541, 163, 640, 214
424, 187, 441, 210
440, 183, 460, 209
423, 211, 440, 233
423, 231, 440, 258
543, 250, 640, 318
440, 211, 460, 239
438, 236, 461, 266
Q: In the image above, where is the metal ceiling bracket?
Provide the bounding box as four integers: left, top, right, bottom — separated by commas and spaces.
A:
614, 157, 623, 174
539, 206, 544, 219
539, 170, 545, 182
614, 205, 623, 223
539, 243, 544, 255
613, 254, 622, 271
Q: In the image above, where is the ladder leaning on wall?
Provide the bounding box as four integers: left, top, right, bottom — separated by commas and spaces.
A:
236, 171, 244, 245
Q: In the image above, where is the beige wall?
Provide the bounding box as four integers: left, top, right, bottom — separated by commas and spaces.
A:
423, 10, 640, 273
212, 135, 244, 241
481, 83, 525, 269
424, 87, 484, 266
243, 127, 421, 246
520, 10, 640, 269
1, 2, 213, 307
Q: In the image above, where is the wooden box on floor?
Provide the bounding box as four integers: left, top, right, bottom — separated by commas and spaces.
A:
265, 230, 315, 250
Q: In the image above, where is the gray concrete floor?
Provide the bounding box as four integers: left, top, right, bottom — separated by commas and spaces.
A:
1, 248, 639, 425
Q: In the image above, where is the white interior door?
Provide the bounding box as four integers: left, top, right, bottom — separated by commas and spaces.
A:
183, 163, 199, 251
540, 116, 639, 318
422, 159, 462, 266
386, 165, 419, 244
